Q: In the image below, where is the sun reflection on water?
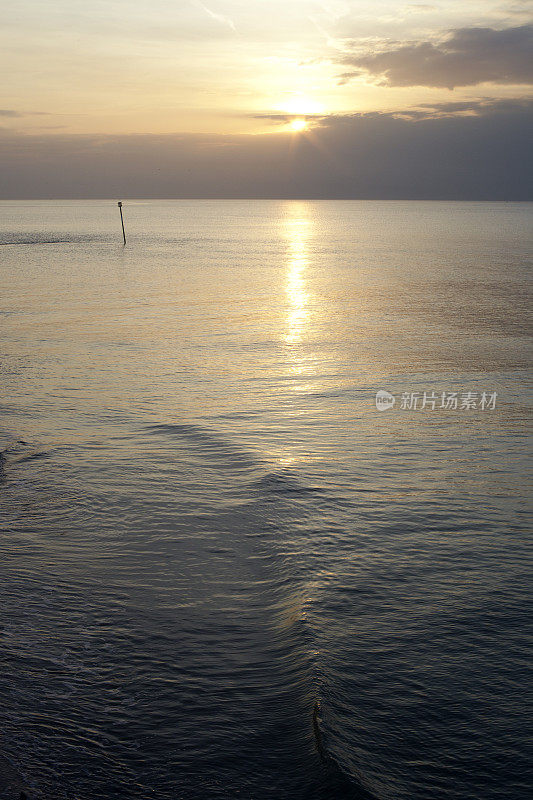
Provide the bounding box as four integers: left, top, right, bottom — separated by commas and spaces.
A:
284, 209, 311, 347
282, 204, 319, 398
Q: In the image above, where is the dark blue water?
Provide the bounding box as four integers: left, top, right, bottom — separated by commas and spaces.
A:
0, 201, 531, 799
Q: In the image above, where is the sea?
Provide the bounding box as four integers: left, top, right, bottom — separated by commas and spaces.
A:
0, 200, 531, 800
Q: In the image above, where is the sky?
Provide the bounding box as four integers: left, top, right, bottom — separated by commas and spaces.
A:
1, 0, 532, 197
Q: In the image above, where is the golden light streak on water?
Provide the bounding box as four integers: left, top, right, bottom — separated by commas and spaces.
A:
284, 207, 311, 348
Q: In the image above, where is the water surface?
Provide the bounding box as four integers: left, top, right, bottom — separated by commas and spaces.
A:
0, 200, 531, 799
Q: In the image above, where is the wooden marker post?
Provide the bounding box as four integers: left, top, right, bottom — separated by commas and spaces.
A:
118, 201, 126, 245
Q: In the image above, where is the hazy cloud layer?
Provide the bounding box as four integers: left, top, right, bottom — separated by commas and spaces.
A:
340, 24, 533, 88
253, 98, 532, 123
0, 99, 531, 200
0, 109, 51, 119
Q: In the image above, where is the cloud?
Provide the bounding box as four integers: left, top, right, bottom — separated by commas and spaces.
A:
378, 97, 533, 119
252, 99, 533, 124
336, 71, 361, 86
405, 4, 437, 12
339, 24, 533, 89
251, 113, 325, 123
192, 1, 236, 33
500, 2, 533, 21
0, 99, 531, 200
0, 110, 50, 118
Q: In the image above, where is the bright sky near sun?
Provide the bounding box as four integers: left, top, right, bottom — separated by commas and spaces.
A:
2, 0, 532, 135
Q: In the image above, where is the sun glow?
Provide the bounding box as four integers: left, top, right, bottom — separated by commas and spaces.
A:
290, 118, 307, 132
280, 95, 324, 116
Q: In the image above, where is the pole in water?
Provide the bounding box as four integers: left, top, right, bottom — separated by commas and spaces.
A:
118, 201, 126, 245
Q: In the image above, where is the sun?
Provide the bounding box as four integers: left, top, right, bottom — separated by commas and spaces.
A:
290, 118, 307, 132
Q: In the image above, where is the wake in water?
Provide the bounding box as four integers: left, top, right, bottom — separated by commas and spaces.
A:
0, 422, 379, 799
313, 701, 378, 800
0, 233, 109, 246
141, 422, 379, 800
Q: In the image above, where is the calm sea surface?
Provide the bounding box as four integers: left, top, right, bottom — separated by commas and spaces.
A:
0, 200, 531, 799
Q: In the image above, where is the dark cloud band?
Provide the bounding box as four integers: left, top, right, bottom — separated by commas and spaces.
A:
339, 25, 533, 89
0, 99, 531, 200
